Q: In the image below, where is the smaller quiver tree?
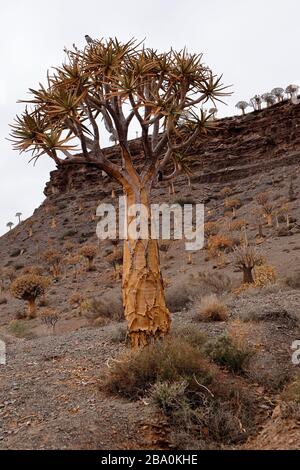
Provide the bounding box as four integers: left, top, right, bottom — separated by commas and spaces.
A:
44, 249, 62, 278
255, 192, 274, 226
39, 308, 59, 334
80, 245, 97, 271
11, 274, 50, 318
233, 245, 264, 285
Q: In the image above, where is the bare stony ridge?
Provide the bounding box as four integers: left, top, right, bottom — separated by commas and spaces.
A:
1, 101, 300, 449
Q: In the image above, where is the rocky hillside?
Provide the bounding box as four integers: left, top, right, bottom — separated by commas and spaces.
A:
1, 101, 300, 450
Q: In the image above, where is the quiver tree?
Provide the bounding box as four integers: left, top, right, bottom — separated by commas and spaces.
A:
224, 198, 241, 218
233, 245, 263, 285
44, 249, 62, 278
235, 101, 249, 115
6, 222, 14, 231
250, 95, 262, 111
255, 192, 274, 226
80, 244, 97, 270
39, 308, 59, 334
10, 37, 228, 349
278, 203, 291, 228
15, 212, 22, 224
286, 84, 299, 103
209, 107, 218, 119
10, 274, 50, 318
261, 93, 276, 108
65, 254, 82, 279
271, 88, 285, 102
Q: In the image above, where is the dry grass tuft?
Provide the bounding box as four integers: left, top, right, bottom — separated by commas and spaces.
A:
285, 271, 300, 289
199, 295, 229, 322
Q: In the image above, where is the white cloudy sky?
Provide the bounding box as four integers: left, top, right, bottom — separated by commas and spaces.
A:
0, 0, 299, 235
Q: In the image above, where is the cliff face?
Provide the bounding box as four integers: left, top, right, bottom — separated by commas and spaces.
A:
44, 100, 300, 197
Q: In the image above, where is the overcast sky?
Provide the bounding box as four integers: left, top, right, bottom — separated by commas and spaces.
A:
0, 0, 299, 235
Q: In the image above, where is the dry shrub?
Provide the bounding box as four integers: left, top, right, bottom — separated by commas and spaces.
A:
197, 271, 232, 294
199, 295, 229, 322
220, 186, 233, 198
207, 234, 233, 257
93, 316, 110, 327
254, 264, 277, 287
83, 289, 123, 322
227, 318, 260, 350
21, 265, 44, 276
247, 353, 291, 392
165, 281, 200, 312
224, 198, 242, 212
285, 271, 300, 289
105, 336, 257, 446
110, 324, 128, 343
282, 377, 300, 403
0, 266, 16, 288
255, 191, 269, 207
228, 219, 246, 232
204, 221, 219, 237
280, 401, 300, 420
69, 292, 83, 306
63, 241, 76, 253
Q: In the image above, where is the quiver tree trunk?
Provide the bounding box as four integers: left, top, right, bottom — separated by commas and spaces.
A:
27, 298, 37, 318
122, 186, 171, 349
266, 214, 272, 226
242, 266, 254, 284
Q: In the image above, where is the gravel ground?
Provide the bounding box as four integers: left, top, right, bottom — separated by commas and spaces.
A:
0, 326, 152, 450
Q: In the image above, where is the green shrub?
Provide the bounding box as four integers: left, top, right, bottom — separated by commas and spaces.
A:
205, 335, 251, 373
171, 325, 207, 350
105, 338, 213, 399
9, 320, 31, 338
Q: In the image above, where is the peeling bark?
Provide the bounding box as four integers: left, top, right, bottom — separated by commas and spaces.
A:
122, 186, 171, 349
